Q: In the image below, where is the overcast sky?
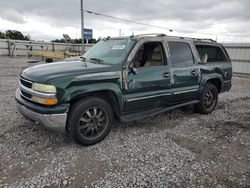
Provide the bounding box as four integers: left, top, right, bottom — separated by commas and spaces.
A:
0, 0, 250, 42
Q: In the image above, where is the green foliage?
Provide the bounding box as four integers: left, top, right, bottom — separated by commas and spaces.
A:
0, 31, 6, 39
51, 38, 97, 44
0, 30, 30, 40
51, 39, 66, 43
88, 38, 97, 43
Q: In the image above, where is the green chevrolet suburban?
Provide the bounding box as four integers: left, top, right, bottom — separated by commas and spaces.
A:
16, 34, 232, 146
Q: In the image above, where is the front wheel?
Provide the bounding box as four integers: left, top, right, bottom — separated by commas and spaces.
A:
196, 83, 218, 114
68, 97, 113, 146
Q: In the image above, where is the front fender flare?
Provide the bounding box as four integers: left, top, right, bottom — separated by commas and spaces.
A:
64, 83, 123, 111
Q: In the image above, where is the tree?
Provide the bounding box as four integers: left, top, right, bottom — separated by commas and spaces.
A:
51, 38, 96, 44
89, 38, 96, 43
24, 34, 31, 41
0, 31, 5, 39
4, 30, 30, 40
51, 39, 66, 43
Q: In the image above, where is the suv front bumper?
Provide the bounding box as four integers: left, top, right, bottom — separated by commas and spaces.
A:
16, 89, 68, 133
17, 102, 67, 132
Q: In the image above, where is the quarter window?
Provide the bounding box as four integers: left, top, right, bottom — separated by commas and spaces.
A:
168, 42, 194, 65
196, 45, 227, 62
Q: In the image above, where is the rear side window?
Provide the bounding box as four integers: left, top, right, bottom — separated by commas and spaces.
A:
196, 45, 228, 62
168, 42, 194, 65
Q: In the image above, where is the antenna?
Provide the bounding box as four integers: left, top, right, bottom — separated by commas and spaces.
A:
80, 0, 85, 54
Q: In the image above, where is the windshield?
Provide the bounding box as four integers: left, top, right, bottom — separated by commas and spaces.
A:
82, 38, 136, 65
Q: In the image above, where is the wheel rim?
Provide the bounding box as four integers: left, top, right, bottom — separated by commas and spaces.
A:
204, 89, 216, 110
78, 106, 109, 140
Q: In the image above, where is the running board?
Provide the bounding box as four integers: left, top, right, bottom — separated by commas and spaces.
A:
120, 100, 200, 122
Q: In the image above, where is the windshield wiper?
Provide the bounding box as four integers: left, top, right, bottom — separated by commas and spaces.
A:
80, 56, 87, 67
89, 58, 104, 64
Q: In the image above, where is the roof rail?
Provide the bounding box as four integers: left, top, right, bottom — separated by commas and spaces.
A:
133, 33, 166, 37
195, 38, 217, 42
130, 33, 217, 43
167, 35, 217, 42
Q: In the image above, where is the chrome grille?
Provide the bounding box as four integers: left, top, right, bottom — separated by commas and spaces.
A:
21, 90, 32, 99
19, 78, 33, 101
19, 78, 56, 102
20, 78, 33, 88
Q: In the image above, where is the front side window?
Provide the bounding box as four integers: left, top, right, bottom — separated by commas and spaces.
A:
196, 45, 228, 62
132, 42, 165, 68
83, 38, 136, 65
168, 42, 194, 65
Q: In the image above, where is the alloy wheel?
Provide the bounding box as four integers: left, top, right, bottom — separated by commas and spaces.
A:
204, 89, 216, 110
78, 106, 109, 140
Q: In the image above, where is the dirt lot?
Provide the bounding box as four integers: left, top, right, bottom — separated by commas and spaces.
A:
0, 56, 249, 187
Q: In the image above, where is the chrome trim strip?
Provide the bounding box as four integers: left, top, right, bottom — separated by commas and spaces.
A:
20, 77, 33, 85
127, 93, 171, 102
173, 89, 198, 95
76, 71, 121, 80
20, 90, 33, 102
19, 82, 56, 98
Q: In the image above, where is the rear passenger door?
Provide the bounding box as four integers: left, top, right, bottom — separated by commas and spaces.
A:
167, 41, 200, 102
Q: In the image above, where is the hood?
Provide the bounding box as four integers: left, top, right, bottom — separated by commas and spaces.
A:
21, 60, 117, 83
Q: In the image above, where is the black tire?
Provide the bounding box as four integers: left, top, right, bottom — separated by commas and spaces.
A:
68, 97, 113, 146
196, 83, 218, 114
45, 58, 53, 63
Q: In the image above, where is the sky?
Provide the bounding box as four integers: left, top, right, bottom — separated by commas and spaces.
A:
0, 0, 250, 42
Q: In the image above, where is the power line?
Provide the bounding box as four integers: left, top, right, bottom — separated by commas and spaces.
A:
84, 9, 250, 37
84, 10, 173, 32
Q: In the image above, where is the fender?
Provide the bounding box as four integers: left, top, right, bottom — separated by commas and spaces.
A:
199, 73, 223, 93
64, 82, 123, 112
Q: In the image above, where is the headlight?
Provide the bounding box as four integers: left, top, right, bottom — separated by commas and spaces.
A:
31, 83, 58, 105
32, 83, 56, 93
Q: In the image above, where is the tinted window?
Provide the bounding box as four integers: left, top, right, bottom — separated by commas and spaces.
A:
168, 42, 194, 65
196, 45, 227, 62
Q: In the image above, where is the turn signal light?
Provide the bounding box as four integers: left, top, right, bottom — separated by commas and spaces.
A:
32, 96, 58, 105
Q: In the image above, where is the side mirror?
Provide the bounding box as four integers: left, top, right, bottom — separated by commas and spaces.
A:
129, 66, 138, 74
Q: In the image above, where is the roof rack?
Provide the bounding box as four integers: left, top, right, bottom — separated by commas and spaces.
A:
166, 35, 216, 42
194, 38, 217, 42
133, 33, 166, 37
130, 33, 217, 43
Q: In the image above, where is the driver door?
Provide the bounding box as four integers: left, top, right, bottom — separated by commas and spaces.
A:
123, 41, 172, 112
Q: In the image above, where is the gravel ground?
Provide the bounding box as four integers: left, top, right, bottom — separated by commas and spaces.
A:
0, 56, 249, 187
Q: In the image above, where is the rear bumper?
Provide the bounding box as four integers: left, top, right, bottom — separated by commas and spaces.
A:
16, 89, 68, 133
221, 80, 232, 92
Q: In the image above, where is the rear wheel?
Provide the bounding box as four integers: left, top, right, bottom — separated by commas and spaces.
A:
68, 97, 113, 146
196, 83, 218, 114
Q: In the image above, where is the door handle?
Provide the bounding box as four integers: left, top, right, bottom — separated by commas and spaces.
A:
191, 69, 197, 75
164, 72, 170, 77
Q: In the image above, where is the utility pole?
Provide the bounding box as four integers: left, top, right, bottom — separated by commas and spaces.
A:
119, 29, 121, 37
80, 0, 85, 54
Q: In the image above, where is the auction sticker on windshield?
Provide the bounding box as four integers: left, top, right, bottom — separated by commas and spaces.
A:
112, 45, 126, 50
